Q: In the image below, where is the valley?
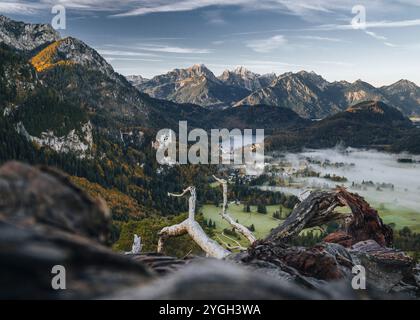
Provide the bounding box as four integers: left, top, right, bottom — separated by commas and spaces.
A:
196, 147, 420, 250
261, 148, 420, 232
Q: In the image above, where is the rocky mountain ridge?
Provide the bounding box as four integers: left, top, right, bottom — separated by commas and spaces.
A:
131, 66, 420, 119
218, 66, 276, 91
0, 15, 60, 51
133, 64, 250, 108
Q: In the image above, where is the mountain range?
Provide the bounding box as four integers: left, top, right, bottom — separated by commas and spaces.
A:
2, 15, 420, 301
133, 64, 250, 108
1, 14, 419, 160
129, 66, 420, 119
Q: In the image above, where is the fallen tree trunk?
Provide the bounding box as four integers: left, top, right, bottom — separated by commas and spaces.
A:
265, 187, 393, 248
266, 190, 344, 243
334, 187, 393, 247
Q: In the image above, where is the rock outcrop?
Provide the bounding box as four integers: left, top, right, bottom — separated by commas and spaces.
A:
0, 15, 60, 51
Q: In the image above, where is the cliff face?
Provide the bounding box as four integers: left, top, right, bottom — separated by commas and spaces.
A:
16, 121, 94, 157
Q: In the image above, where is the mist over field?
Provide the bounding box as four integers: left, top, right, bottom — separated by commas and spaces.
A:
262, 148, 420, 229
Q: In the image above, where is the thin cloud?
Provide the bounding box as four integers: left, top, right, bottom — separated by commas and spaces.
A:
97, 49, 157, 57
0, 1, 42, 14
245, 35, 287, 53
317, 19, 420, 31
110, 0, 350, 18
365, 31, 387, 41
102, 44, 213, 54
112, 0, 248, 17
105, 57, 163, 62
203, 10, 226, 25
384, 42, 397, 47
298, 35, 345, 42
136, 45, 212, 54
364, 31, 397, 48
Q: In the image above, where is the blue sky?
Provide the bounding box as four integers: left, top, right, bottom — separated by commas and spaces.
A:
2, 0, 420, 85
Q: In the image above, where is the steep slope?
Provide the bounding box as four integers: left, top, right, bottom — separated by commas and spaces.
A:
129, 66, 420, 119
218, 66, 276, 91
205, 104, 308, 132
234, 72, 412, 119
0, 15, 60, 51
29, 37, 151, 129
0, 43, 94, 156
339, 80, 388, 106
345, 100, 410, 125
30, 37, 115, 77
126, 75, 149, 87
235, 71, 341, 119
148, 100, 308, 132
136, 64, 250, 108
0, 16, 157, 160
0, 43, 38, 110
267, 101, 418, 153
381, 80, 420, 116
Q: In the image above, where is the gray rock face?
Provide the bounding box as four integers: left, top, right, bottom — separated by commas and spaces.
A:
16, 121, 94, 158
0, 15, 60, 51
126, 75, 149, 87
31, 36, 117, 79
381, 79, 420, 117
136, 64, 250, 108
235, 71, 420, 119
235, 71, 348, 118
349, 240, 416, 294
218, 67, 275, 92
53, 37, 116, 77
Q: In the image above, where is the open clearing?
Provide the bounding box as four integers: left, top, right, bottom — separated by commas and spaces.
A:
201, 203, 290, 247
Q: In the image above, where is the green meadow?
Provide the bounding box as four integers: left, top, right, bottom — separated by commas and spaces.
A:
201, 200, 420, 250
201, 203, 290, 248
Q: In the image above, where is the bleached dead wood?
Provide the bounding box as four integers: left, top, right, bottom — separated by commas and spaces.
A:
213, 176, 257, 244
126, 234, 142, 255
157, 186, 230, 259
266, 190, 344, 243
265, 187, 393, 246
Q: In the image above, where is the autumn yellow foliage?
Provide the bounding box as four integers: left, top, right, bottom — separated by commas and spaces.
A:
30, 40, 75, 72
70, 176, 146, 220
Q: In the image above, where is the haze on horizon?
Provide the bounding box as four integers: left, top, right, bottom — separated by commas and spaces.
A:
2, 0, 420, 86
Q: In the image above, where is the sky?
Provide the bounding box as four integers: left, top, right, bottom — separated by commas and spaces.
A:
2, 0, 420, 86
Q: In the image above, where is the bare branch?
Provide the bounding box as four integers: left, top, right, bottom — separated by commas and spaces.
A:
168, 187, 192, 198
213, 176, 257, 244
158, 186, 230, 259
157, 221, 188, 253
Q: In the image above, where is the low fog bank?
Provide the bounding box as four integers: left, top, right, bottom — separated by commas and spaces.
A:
271, 148, 420, 213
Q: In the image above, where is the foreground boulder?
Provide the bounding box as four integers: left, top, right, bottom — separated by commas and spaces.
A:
0, 161, 111, 244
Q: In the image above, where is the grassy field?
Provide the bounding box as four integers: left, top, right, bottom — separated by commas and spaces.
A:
201, 203, 290, 248
332, 201, 420, 233
201, 200, 420, 250
376, 206, 420, 233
